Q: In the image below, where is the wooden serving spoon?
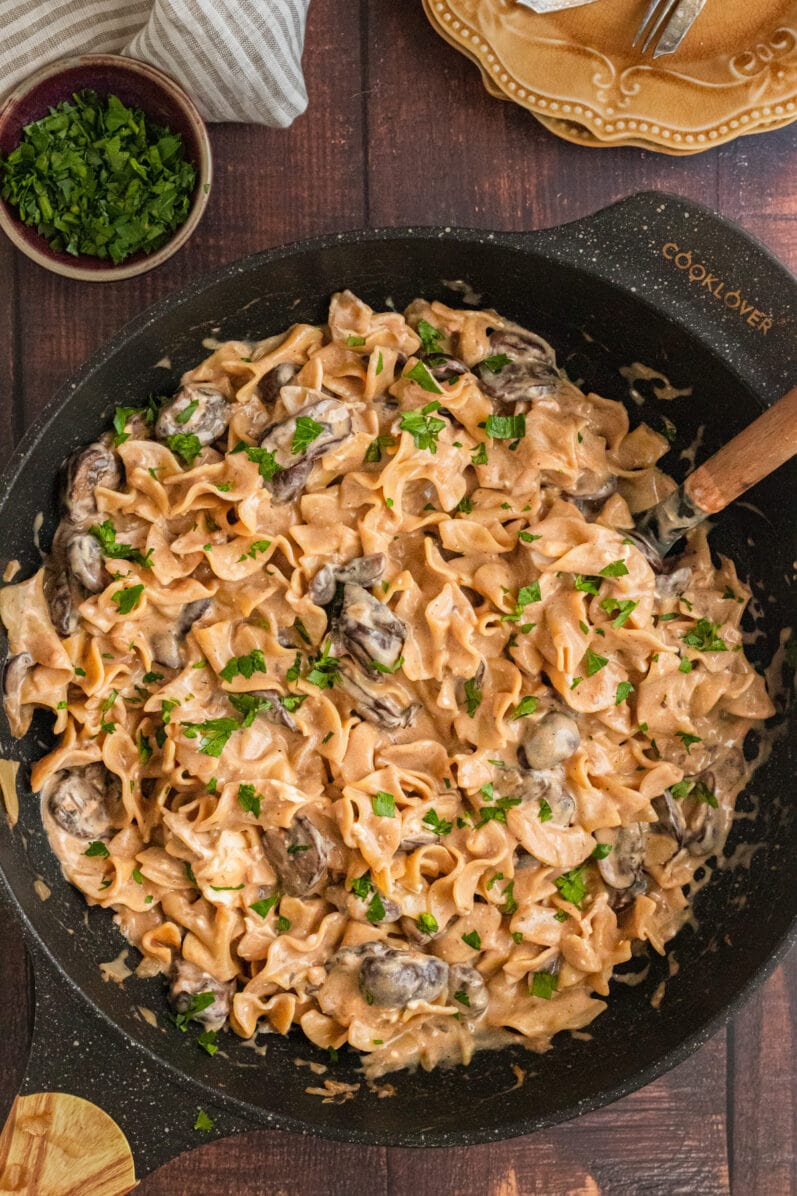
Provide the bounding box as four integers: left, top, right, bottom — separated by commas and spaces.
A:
632, 386, 797, 563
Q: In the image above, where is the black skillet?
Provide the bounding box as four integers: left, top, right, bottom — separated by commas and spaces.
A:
0, 191, 795, 1181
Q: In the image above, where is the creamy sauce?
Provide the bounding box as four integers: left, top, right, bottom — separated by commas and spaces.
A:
2, 559, 21, 583
0, 758, 20, 827
679, 424, 705, 471
33, 878, 51, 902
99, 948, 133, 985
650, 951, 679, 1011
620, 363, 692, 407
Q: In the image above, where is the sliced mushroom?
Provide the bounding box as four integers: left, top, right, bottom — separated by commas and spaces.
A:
169, 959, 235, 1031
401, 913, 450, 946
478, 329, 560, 405
62, 443, 122, 526
595, 824, 647, 890
309, 553, 386, 607
652, 790, 686, 845
338, 659, 420, 730
151, 598, 211, 669
3, 653, 33, 736
339, 583, 406, 672
564, 473, 618, 520
260, 396, 353, 502
398, 830, 439, 853
359, 947, 448, 1008
682, 771, 723, 857
518, 713, 581, 772
240, 689, 298, 733
326, 883, 400, 925
429, 355, 468, 383
66, 533, 108, 594
45, 560, 80, 638
156, 384, 232, 446
262, 813, 329, 896
257, 362, 298, 408
44, 763, 122, 840
448, 963, 489, 1017
501, 767, 575, 827
654, 566, 692, 599
326, 941, 391, 971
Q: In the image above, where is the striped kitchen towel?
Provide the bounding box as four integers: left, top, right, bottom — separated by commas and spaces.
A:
0, 0, 311, 126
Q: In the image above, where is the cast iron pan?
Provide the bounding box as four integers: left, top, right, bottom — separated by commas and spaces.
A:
0, 192, 795, 1182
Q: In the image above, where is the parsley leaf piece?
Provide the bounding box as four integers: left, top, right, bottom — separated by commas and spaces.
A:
462, 930, 481, 950
591, 843, 613, 860
531, 972, 558, 1000
228, 692, 273, 726
371, 791, 396, 818
306, 640, 340, 689
185, 861, 198, 886
250, 894, 279, 918
291, 415, 325, 456
197, 1030, 218, 1057
538, 799, 553, 823
573, 575, 600, 595
276, 915, 291, 933
510, 695, 538, 720
237, 783, 262, 818
403, 360, 444, 395
364, 433, 395, 463
286, 653, 302, 683
476, 796, 522, 827
463, 674, 483, 717
175, 991, 215, 1031
501, 581, 542, 622
416, 912, 439, 935
585, 648, 609, 676
518, 531, 541, 543
181, 717, 239, 757
368, 655, 404, 675
501, 880, 518, 915
676, 731, 702, 753
471, 442, 488, 465
175, 399, 199, 425
138, 734, 152, 765
416, 319, 444, 356
84, 840, 110, 858
89, 520, 153, 568
681, 618, 727, 652
600, 559, 629, 577
600, 597, 638, 628
346, 335, 366, 347
194, 1109, 214, 1131
454, 989, 471, 1006
366, 891, 386, 924
143, 671, 164, 684
244, 445, 281, 482
111, 584, 144, 615
679, 658, 694, 674
132, 866, 144, 886
486, 414, 526, 440
615, 681, 634, 705
281, 693, 307, 712
554, 864, 588, 908
481, 353, 511, 372
219, 649, 267, 683
165, 433, 203, 466
399, 404, 446, 450
422, 809, 452, 836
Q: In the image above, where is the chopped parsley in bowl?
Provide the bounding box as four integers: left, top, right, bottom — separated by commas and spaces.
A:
0, 55, 212, 280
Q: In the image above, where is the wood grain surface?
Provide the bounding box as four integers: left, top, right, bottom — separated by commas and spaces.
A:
0, 1, 795, 1192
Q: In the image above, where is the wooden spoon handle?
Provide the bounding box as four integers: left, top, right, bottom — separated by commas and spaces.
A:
685, 386, 797, 515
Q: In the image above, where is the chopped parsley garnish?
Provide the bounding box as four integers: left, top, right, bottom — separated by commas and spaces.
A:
453, 989, 471, 1006
89, 520, 153, 568
281, 693, 307, 712
194, 1109, 214, 1131
462, 930, 481, 950
346, 335, 366, 347
369, 655, 404, 675
175, 991, 215, 1031
143, 671, 164, 684
286, 653, 302, 683
207, 778, 218, 795
531, 972, 558, 1000
276, 916, 291, 933
237, 783, 262, 818
600, 559, 629, 577
573, 575, 600, 595
306, 640, 340, 689
501, 880, 518, 915
291, 415, 325, 456
404, 361, 443, 395
138, 734, 152, 764
239, 539, 271, 561
422, 809, 452, 836
416, 319, 444, 356
554, 864, 588, 908
84, 840, 109, 858
131, 866, 144, 885
219, 649, 267, 683
229, 692, 273, 725
481, 353, 511, 372
244, 445, 281, 482
471, 442, 488, 466
585, 648, 609, 676
371, 790, 396, 818
600, 597, 638, 628
399, 401, 446, 449
111, 583, 144, 615
679, 658, 693, 674
510, 696, 538, 720
681, 618, 727, 652
160, 697, 179, 725
476, 795, 522, 827
250, 894, 279, 918
501, 581, 541, 622
197, 1030, 218, 1057
455, 495, 474, 514
554, 910, 569, 923
364, 433, 395, 463
658, 612, 678, 622
165, 433, 203, 466
416, 912, 439, 935
185, 861, 198, 886
210, 884, 245, 891
375, 351, 384, 375
675, 731, 702, 753
182, 716, 239, 757
592, 843, 613, 860
615, 681, 634, 705
463, 674, 483, 717
538, 799, 552, 823
175, 399, 199, 425
485, 414, 526, 440
518, 531, 541, 544
0, 90, 197, 264
671, 779, 718, 807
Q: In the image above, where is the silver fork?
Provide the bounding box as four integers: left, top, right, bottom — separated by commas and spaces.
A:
633, 0, 708, 58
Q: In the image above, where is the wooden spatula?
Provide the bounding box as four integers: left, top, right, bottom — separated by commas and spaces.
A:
632, 386, 797, 563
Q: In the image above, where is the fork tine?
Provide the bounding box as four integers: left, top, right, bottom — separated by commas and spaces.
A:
632, 0, 663, 46
641, 0, 680, 53
653, 0, 708, 57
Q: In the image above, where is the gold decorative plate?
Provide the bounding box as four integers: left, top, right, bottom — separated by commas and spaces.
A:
423, 0, 797, 152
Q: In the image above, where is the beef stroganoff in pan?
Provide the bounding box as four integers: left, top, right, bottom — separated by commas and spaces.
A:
0, 291, 774, 1077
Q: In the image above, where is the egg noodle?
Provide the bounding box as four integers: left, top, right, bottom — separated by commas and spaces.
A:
0, 291, 774, 1076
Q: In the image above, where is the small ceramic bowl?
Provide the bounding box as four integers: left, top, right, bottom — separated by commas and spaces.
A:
0, 55, 212, 281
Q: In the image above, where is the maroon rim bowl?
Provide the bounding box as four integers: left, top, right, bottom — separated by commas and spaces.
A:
0, 55, 213, 281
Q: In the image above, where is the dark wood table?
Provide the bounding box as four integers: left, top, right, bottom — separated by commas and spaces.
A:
1, 2, 795, 1192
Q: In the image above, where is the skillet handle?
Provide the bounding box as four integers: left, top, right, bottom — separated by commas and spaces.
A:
0, 938, 252, 1193
519, 190, 797, 406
